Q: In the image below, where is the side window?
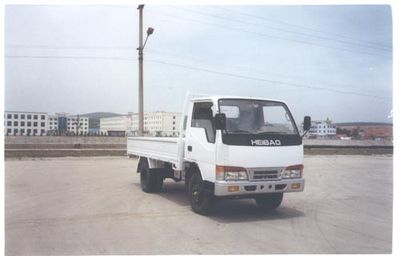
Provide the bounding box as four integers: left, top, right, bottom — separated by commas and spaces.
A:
191, 102, 215, 143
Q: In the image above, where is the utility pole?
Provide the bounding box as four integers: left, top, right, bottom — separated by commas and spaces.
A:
137, 4, 144, 136
137, 4, 154, 137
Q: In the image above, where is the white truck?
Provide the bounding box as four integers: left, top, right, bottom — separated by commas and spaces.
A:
127, 95, 311, 215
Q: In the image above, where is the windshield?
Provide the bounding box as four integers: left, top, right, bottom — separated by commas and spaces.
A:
219, 99, 298, 135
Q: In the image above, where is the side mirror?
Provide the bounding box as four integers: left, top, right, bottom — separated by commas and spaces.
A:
215, 113, 226, 130
303, 116, 311, 131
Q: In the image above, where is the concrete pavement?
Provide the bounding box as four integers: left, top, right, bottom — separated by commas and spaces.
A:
5, 155, 392, 254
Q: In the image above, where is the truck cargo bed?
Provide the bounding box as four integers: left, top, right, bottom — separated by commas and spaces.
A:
127, 137, 179, 165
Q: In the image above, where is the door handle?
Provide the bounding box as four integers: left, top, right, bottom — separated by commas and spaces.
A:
188, 145, 192, 152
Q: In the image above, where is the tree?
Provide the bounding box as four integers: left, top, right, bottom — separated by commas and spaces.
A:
73, 115, 83, 137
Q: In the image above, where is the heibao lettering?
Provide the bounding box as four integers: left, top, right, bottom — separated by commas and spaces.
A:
250, 139, 282, 146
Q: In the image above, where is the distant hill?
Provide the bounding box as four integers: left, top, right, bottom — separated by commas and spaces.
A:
80, 112, 124, 129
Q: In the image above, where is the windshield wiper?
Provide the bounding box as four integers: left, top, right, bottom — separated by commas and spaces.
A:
254, 131, 287, 135
225, 129, 250, 134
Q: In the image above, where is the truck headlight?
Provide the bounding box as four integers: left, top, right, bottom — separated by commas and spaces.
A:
281, 164, 303, 179
216, 166, 248, 181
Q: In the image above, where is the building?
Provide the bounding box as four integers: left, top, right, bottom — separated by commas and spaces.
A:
335, 122, 392, 140
306, 119, 337, 138
48, 113, 89, 135
100, 111, 181, 136
99, 115, 131, 136
4, 111, 89, 136
4, 111, 48, 136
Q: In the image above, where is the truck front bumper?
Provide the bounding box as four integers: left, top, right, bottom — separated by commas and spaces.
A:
214, 178, 304, 196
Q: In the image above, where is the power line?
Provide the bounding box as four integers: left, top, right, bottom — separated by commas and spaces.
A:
6, 9, 392, 58
5, 54, 391, 99
5, 55, 134, 61
5, 44, 136, 50
146, 48, 391, 95
146, 59, 391, 100
213, 6, 392, 50
6, 45, 389, 95
149, 10, 391, 59
171, 6, 391, 53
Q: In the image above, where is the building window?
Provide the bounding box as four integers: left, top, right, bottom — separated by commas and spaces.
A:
14, 129, 18, 134
7, 128, 12, 134
173, 116, 176, 119
41, 122, 45, 127
41, 115, 45, 120
34, 115, 38, 120
33, 129, 37, 135
173, 121, 175, 125
7, 114, 12, 119
21, 114, 25, 119
27, 121, 32, 126
21, 121, 25, 127
34, 122, 38, 127
14, 121, 18, 126
27, 129, 31, 134
173, 127, 175, 130
14, 114, 18, 119
41, 129, 45, 134
27, 115, 32, 119
21, 129, 25, 134
7, 121, 11, 126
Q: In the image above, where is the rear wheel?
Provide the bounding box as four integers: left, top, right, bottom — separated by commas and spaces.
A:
254, 193, 283, 210
138, 158, 163, 193
188, 172, 213, 215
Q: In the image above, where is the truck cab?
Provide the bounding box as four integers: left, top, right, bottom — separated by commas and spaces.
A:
128, 95, 311, 215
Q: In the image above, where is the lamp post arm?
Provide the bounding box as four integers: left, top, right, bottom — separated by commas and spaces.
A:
142, 35, 150, 49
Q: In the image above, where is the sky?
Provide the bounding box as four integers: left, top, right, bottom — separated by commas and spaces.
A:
4, 4, 393, 123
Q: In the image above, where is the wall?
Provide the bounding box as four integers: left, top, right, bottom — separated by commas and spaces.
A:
5, 136, 126, 145
336, 125, 393, 139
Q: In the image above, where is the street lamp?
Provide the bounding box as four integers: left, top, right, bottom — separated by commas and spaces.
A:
144, 27, 154, 45
137, 4, 154, 136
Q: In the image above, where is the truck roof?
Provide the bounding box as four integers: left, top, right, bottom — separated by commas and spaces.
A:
191, 95, 287, 104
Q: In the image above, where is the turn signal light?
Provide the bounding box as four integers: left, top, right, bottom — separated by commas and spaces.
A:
291, 183, 301, 190
228, 186, 239, 192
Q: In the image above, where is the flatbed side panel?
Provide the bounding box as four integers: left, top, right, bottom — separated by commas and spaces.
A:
127, 137, 179, 165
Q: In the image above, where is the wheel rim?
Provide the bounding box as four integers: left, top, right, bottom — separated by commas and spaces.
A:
191, 183, 203, 205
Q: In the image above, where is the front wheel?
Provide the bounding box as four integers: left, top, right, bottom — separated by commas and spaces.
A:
254, 193, 283, 210
188, 172, 213, 215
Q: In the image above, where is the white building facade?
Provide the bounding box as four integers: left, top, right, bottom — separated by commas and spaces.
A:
48, 114, 89, 134
4, 111, 89, 135
307, 120, 337, 138
99, 115, 130, 136
100, 112, 181, 136
4, 111, 48, 136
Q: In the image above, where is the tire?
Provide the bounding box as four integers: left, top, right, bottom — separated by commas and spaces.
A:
254, 193, 283, 210
188, 172, 213, 215
138, 158, 163, 193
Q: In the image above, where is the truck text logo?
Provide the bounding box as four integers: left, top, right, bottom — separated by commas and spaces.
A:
251, 139, 281, 146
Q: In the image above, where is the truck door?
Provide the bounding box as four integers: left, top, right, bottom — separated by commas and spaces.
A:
185, 101, 216, 182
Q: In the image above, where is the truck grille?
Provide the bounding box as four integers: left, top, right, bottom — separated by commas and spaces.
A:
248, 168, 282, 181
